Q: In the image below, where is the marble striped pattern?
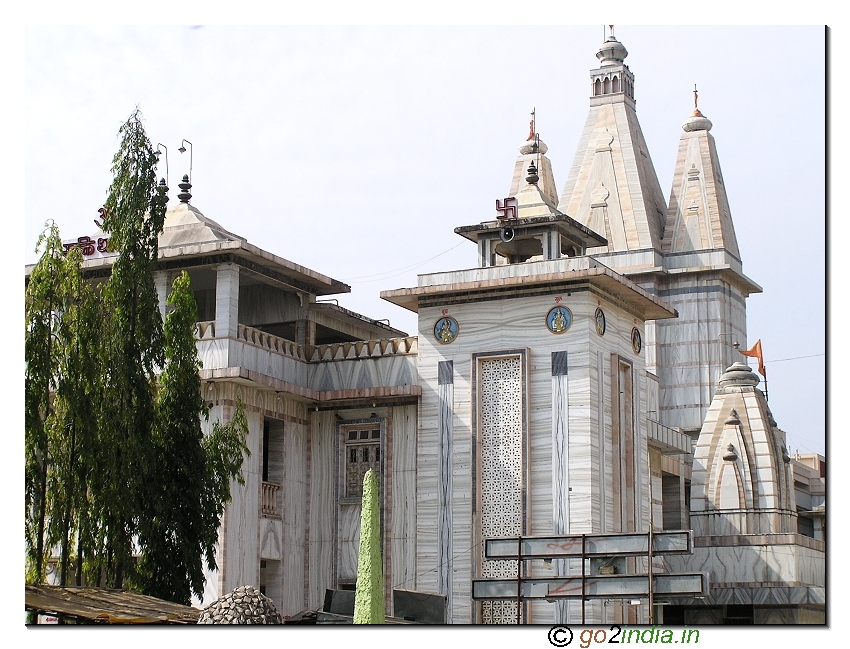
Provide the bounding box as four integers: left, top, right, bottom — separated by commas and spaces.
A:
307, 411, 336, 610
551, 357, 569, 624
308, 353, 416, 392
214, 263, 240, 340
664, 543, 824, 588
655, 273, 748, 432
690, 383, 796, 536
195, 381, 311, 611
281, 417, 308, 616
219, 406, 262, 598
390, 405, 418, 615
198, 336, 309, 386
662, 129, 740, 258
557, 100, 667, 253
437, 365, 454, 619
337, 503, 361, 583
416, 289, 652, 624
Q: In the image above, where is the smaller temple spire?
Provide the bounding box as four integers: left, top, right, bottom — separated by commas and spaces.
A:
512, 114, 557, 204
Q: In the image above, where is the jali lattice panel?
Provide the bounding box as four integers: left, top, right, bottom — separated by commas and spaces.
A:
479, 356, 523, 624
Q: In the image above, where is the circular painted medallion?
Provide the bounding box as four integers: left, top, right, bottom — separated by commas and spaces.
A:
434, 316, 459, 344
595, 308, 606, 336
631, 327, 642, 354
546, 306, 573, 334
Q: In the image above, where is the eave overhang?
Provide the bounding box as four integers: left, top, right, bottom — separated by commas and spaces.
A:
381, 259, 677, 321
454, 214, 607, 250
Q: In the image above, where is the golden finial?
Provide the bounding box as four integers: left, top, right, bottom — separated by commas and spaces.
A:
693, 84, 704, 117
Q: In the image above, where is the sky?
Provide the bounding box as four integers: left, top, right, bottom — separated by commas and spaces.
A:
21, 24, 827, 458
4, 5, 843, 646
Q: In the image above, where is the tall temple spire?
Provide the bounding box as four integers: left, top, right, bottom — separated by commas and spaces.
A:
662, 88, 740, 256
557, 32, 667, 257
653, 88, 762, 433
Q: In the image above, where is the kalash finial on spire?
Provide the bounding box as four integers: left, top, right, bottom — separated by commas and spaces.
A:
527, 107, 536, 142
597, 24, 628, 66
520, 109, 548, 155
683, 84, 713, 132
693, 84, 704, 117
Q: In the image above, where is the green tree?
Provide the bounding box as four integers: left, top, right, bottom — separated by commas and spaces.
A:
353, 469, 385, 624
47, 243, 102, 587
86, 108, 168, 589
136, 271, 249, 605
25, 223, 77, 583
26, 223, 103, 587
25, 108, 249, 605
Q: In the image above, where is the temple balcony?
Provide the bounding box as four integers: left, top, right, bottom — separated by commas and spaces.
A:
195, 321, 420, 403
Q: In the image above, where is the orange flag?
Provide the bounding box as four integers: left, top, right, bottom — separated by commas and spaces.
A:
740, 339, 766, 378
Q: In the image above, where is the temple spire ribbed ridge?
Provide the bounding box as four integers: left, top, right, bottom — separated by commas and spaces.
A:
557, 33, 667, 254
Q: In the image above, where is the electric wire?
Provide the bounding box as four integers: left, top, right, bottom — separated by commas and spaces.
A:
344, 242, 465, 284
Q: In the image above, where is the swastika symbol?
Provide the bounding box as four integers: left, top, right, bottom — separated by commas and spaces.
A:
496, 197, 518, 221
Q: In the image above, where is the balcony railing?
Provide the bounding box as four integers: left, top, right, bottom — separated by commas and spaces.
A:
647, 419, 693, 455
262, 481, 280, 518
237, 324, 307, 361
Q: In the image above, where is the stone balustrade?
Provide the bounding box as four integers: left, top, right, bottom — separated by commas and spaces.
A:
237, 324, 307, 361
262, 481, 280, 518
195, 321, 418, 368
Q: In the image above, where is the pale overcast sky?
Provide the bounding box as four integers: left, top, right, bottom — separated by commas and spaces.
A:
22, 24, 827, 457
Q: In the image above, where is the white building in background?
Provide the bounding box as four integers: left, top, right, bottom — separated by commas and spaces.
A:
29, 30, 824, 625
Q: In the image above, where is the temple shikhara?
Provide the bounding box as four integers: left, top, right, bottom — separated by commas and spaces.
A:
29, 29, 824, 625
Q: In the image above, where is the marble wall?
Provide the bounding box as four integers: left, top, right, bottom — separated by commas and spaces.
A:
389, 404, 418, 616
416, 285, 652, 624
655, 272, 748, 433
664, 542, 824, 587
307, 411, 336, 610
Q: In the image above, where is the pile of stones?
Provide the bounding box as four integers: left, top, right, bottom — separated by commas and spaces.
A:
197, 585, 282, 624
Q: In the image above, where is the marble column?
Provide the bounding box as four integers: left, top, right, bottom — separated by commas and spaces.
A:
437, 360, 454, 621
551, 351, 570, 624
153, 270, 171, 319
215, 263, 240, 339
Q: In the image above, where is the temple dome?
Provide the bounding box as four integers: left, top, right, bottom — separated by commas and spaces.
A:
718, 361, 760, 388
596, 36, 628, 66
519, 136, 548, 155
683, 112, 713, 132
